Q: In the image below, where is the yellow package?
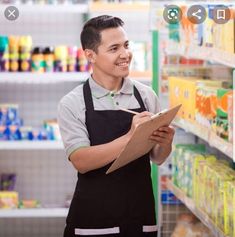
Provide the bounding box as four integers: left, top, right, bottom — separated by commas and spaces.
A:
224, 181, 235, 237
0, 191, 18, 209
193, 154, 205, 206
214, 167, 235, 232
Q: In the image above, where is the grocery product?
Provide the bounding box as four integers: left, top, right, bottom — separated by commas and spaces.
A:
19, 35, 32, 72
0, 191, 18, 209
31, 47, 44, 73
0, 36, 9, 72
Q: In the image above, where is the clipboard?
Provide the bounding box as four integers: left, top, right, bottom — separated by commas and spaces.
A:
106, 104, 182, 174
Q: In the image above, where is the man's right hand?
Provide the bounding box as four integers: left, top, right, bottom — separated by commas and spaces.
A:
127, 111, 153, 137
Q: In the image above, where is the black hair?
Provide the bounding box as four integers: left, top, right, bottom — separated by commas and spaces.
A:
80, 15, 124, 52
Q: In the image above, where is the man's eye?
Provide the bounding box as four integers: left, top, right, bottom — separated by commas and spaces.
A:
110, 48, 117, 52
125, 44, 129, 48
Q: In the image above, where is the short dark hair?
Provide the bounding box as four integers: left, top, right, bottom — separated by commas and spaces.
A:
80, 15, 124, 52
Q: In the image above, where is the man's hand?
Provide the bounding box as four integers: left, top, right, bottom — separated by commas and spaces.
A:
149, 126, 175, 147
127, 111, 153, 137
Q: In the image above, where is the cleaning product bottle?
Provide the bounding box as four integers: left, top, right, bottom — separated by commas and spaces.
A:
31, 47, 44, 73
0, 36, 9, 72
9, 36, 19, 72
19, 35, 32, 72
44, 47, 54, 72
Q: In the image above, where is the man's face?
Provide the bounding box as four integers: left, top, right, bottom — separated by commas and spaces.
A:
92, 26, 133, 80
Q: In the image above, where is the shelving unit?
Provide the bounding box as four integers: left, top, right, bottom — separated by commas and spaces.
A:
0, 3, 154, 237
166, 40, 235, 68
0, 141, 64, 150
0, 71, 151, 84
150, 2, 234, 237
167, 179, 228, 237
173, 118, 233, 160
0, 208, 68, 218
0, 72, 89, 84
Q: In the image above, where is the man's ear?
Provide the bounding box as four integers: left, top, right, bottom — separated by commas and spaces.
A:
84, 49, 96, 63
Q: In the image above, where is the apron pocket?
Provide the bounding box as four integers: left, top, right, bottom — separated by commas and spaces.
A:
75, 227, 120, 236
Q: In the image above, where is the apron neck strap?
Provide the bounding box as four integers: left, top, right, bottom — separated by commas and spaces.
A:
83, 79, 146, 111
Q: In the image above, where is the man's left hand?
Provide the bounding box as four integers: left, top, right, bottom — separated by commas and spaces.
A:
149, 126, 175, 147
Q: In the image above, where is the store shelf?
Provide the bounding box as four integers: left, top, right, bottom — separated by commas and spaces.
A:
173, 118, 233, 160
0, 72, 89, 84
166, 41, 235, 68
0, 141, 64, 150
0, 208, 68, 218
0, 72, 151, 84
0, 4, 88, 13
167, 179, 227, 237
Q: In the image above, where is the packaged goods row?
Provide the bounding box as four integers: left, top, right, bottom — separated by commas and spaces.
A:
0, 104, 60, 141
169, 76, 233, 142
0, 35, 151, 74
172, 144, 235, 237
0, 36, 90, 73
167, 5, 235, 55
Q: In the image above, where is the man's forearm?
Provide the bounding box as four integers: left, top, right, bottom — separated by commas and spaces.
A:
70, 133, 130, 174
150, 144, 172, 165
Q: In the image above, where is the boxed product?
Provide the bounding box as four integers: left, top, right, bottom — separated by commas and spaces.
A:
216, 89, 233, 140
0, 191, 18, 209
228, 93, 233, 143
195, 86, 218, 129
214, 166, 235, 232
224, 181, 235, 237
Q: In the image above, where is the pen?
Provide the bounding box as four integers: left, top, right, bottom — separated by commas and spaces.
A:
119, 108, 139, 115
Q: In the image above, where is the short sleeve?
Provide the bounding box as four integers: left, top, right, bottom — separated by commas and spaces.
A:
57, 101, 90, 159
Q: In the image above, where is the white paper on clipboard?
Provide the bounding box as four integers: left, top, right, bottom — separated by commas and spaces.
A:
106, 104, 182, 174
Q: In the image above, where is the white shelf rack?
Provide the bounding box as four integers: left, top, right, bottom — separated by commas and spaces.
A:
166, 41, 235, 68
167, 179, 228, 237
0, 208, 68, 218
0, 141, 64, 150
0, 72, 89, 84
0, 4, 88, 13
0, 72, 151, 84
173, 118, 233, 160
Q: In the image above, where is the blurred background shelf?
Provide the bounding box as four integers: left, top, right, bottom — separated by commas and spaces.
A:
0, 208, 68, 218
0, 141, 64, 150
173, 118, 233, 160
166, 179, 228, 237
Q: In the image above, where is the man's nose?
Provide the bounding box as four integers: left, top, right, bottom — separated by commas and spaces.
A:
120, 48, 130, 58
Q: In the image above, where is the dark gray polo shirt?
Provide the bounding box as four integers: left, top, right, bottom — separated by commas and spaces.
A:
58, 76, 161, 158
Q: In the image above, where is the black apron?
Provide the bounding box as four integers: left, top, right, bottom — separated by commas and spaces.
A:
64, 80, 157, 237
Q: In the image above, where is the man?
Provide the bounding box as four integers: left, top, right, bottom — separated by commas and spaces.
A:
58, 15, 175, 237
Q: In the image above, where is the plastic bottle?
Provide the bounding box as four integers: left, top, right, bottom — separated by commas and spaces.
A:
67, 46, 77, 72
19, 35, 32, 72
31, 47, 44, 73
77, 47, 89, 72
0, 36, 9, 72
9, 36, 19, 72
54, 46, 68, 72
43, 47, 54, 72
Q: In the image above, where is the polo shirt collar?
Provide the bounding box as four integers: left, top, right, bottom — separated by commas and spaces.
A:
89, 76, 134, 99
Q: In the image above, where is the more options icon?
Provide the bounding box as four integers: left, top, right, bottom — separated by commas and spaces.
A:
187, 5, 207, 24
212, 5, 231, 24
163, 5, 182, 24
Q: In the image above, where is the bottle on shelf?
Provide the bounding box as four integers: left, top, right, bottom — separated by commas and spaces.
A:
43, 47, 54, 72
0, 36, 9, 72
31, 47, 44, 73
54, 46, 68, 72
9, 36, 20, 72
67, 46, 77, 72
19, 35, 32, 72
